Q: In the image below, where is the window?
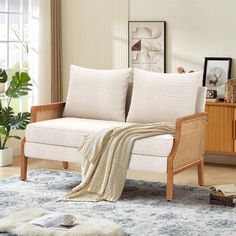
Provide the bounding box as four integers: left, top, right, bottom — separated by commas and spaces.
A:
0, 0, 32, 112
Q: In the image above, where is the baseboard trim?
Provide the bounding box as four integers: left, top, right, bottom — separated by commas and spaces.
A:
205, 153, 236, 165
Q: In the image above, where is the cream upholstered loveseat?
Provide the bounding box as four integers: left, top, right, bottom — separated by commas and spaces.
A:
21, 65, 207, 201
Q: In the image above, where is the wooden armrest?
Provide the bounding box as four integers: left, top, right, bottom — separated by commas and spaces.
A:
30, 102, 66, 122
167, 112, 208, 173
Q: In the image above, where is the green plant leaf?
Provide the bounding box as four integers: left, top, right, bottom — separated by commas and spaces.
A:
8, 135, 21, 140
6, 72, 32, 98
0, 107, 14, 131
0, 68, 7, 83
0, 70, 32, 149
9, 112, 30, 130
0, 126, 8, 136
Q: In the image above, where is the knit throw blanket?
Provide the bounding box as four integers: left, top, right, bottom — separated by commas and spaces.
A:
64, 122, 175, 202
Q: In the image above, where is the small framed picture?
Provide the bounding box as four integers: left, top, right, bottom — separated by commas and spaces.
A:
203, 57, 232, 98
128, 21, 166, 72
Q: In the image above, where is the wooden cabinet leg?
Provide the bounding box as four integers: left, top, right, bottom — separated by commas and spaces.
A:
63, 162, 69, 169
197, 160, 204, 186
21, 139, 28, 181
166, 171, 174, 201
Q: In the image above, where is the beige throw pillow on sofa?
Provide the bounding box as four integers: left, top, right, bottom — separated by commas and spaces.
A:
126, 69, 203, 123
63, 65, 132, 121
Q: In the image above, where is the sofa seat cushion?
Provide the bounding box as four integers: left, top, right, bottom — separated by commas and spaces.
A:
129, 154, 168, 173
132, 134, 173, 157
25, 117, 174, 157
25, 117, 131, 149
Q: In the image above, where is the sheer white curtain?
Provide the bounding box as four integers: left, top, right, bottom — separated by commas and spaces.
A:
8, 0, 51, 155
29, 0, 51, 105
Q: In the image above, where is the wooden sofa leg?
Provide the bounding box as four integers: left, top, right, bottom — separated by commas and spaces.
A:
21, 139, 28, 181
197, 160, 204, 186
166, 171, 174, 201
63, 162, 69, 169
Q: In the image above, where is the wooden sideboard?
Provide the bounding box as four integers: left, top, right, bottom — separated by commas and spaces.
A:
205, 102, 236, 154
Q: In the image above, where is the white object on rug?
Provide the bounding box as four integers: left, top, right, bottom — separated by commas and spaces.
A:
0, 208, 125, 236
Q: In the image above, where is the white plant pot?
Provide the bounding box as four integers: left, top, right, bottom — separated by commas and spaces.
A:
0, 147, 13, 167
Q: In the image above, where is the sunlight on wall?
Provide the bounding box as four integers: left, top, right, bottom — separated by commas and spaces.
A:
61, 0, 129, 98
29, 0, 51, 105
106, 0, 128, 69
130, 0, 236, 76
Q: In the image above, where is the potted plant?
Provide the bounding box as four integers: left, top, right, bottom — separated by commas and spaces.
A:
0, 68, 32, 166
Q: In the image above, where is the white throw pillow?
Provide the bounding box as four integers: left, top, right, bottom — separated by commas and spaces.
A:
63, 65, 132, 121
126, 69, 203, 123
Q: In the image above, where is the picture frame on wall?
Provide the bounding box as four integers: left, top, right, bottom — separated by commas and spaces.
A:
128, 21, 166, 72
203, 57, 232, 98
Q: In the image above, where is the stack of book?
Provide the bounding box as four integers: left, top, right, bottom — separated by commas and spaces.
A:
210, 184, 236, 207
206, 98, 219, 103
225, 79, 236, 103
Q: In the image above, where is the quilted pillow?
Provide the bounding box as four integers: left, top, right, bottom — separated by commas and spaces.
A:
126, 69, 203, 123
63, 65, 132, 121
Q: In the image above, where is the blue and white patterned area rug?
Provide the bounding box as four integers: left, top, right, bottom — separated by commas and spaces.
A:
0, 169, 236, 236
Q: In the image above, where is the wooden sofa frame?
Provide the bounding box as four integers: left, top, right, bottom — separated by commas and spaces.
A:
21, 102, 208, 201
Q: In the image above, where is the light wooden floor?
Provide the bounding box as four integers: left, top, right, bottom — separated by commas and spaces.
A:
1, 157, 236, 187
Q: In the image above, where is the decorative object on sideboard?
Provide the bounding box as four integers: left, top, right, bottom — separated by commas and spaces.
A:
0, 68, 32, 166
206, 89, 217, 99
206, 89, 219, 103
177, 67, 195, 74
177, 67, 185, 74
128, 21, 166, 72
203, 57, 232, 99
224, 78, 236, 103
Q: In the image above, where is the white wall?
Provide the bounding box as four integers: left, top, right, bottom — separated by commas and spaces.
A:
61, 0, 128, 99
61, 0, 236, 98
130, 0, 236, 75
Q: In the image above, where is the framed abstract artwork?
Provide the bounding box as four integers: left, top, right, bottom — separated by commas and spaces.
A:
203, 57, 232, 98
128, 21, 166, 72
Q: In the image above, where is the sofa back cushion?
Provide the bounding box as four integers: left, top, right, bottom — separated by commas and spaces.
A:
63, 65, 132, 121
126, 69, 204, 123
